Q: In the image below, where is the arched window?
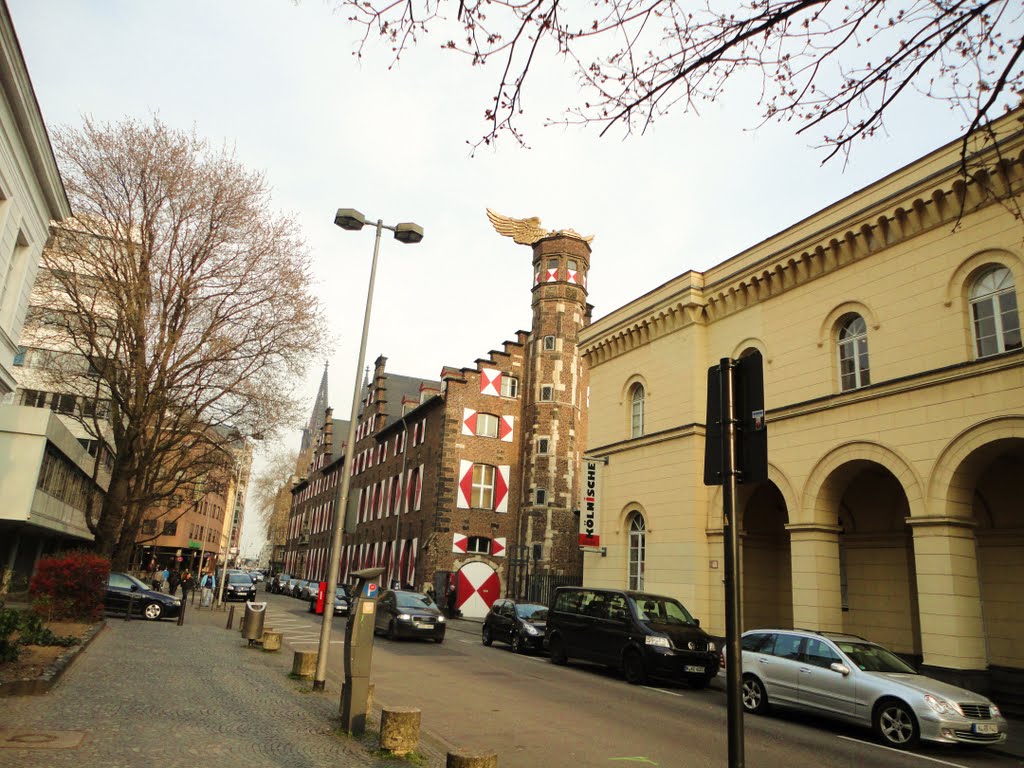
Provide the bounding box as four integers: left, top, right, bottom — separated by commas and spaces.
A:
837, 315, 870, 391
970, 266, 1021, 357
628, 514, 646, 590
630, 384, 645, 438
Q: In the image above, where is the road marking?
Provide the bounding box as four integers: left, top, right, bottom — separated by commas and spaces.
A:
288, 640, 345, 645
834, 736, 969, 768
650, 688, 685, 698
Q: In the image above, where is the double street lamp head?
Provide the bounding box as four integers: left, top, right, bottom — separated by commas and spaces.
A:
334, 208, 424, 244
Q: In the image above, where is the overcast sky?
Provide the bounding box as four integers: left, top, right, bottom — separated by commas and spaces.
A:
9, 0, 960, 558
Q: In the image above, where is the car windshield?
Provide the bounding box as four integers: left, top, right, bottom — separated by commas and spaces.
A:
835, 641, 917, 674
515, 603, 548, 620
228, 574, 251, 584
395, 592, 435, 609
334, 588, 348, 598
631, 596, 697, 626
124, 573, 149, 590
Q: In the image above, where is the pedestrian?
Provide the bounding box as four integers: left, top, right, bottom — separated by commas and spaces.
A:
151, 564, 163, 592
179, 568, 194, 602
167, 567, 181, 596
446, 580, 458, 619
201, 572, 216, 607
161, 566, 170, 593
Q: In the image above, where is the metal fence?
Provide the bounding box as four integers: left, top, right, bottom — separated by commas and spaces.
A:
517, 572, 582, 607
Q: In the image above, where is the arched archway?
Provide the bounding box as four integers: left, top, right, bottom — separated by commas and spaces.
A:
738, 481, 791, 630
931, 418, 1024, 671
802, 445, 922, 653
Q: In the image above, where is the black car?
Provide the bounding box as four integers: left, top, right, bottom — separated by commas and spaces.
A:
482, 598, 548, 653
105, 572, 182, 620
308, 585, 350, 616
223, 572, 257, 602
373, 590, 446, 643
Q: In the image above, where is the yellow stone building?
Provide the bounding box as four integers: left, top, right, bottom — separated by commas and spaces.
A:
578, 111, 1024, 698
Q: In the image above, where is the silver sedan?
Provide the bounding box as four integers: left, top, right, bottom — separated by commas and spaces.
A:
739, 629, 1008, 749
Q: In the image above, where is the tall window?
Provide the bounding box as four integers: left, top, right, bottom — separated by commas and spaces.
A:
837, 315, 870, 391
540, 385, 554, 401
970, 266, 1021, 357
630, 384, 645, 438
475, 413, 499, 438
628, 514, 646, 590
471, 464, 496, 509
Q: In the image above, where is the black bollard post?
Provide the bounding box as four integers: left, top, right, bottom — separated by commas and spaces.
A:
225, 605, 235, 630
177, 594, 188, 626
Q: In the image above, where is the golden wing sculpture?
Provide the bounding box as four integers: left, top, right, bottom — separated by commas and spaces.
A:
487, 208, 593, 245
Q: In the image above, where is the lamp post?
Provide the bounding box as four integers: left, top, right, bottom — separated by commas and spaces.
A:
313, 208, 424, 691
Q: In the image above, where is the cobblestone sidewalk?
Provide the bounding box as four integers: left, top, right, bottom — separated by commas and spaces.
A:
0, 608, 435, 768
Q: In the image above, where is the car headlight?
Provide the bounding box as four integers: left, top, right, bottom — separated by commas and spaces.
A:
437, 615, 446, 623
172, 599, 181, 606
990, 705, 1001, 717
523, 624, 540, 635
924, 695, 963, 716
707, 641, 716, 652
396, 613, 412, 621
645, 635, 671, 648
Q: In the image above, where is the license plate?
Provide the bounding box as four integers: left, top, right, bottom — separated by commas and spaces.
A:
974, 723, 998, 734
413, 622, 433, 629
684, 665, 705, 674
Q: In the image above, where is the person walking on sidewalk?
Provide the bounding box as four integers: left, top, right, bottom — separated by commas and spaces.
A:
167, 567, 181, 596
179, 569, 194, 603
151, 565, 163, 592
161, 567, 170, 592
200, 572, 216, 607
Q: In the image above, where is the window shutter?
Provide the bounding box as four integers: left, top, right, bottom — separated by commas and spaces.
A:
480, 368, 501, 396
457, 460, 473, 509
499, 415, 514, 442
492, 537, 506, 557
414, 464, 423, 510
384, 477, 392, 517
408, 537, 418, 585
452, 533, 468, 553
462, 408, 477, 436
495, 465, 510, 513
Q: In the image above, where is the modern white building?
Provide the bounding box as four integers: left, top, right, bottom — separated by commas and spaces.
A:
0, 0, 76, 592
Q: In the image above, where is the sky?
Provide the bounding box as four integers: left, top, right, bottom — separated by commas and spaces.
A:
8, 0, 961, 559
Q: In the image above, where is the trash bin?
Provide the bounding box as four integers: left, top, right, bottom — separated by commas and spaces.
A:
241, 602, 267, 644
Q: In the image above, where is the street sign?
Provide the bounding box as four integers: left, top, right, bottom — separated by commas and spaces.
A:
703, 351, 767, 486
579, 458, 604, 550
363, 581, 378, 599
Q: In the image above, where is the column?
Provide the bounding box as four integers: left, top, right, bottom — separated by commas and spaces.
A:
908, 517, 986, 670
786, 524, 843, 631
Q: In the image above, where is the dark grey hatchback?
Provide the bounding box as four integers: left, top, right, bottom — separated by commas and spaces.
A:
482, 598, 548, 653
373, 590, 446, 643
545, 587, 719, 687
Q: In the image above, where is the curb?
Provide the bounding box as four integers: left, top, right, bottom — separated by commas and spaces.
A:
0, 619, 106, 697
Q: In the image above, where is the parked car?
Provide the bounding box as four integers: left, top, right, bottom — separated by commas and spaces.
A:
223, 572, 257, 602
308, 585, 350, 616
545, 587, 718, 688
251, 571, 264, 583
299, 580, 320, 600
373, 589, 446, 643
738, 628, 1008, 749
482, 598, 548, 653
104, 572, 181, 620
271, 574, 292, 594
290, 579, 309, 598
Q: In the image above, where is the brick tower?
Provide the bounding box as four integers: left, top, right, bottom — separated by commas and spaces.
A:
487, 210, 593, 581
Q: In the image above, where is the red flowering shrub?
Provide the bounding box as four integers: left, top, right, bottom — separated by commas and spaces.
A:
29, 551, 110, 621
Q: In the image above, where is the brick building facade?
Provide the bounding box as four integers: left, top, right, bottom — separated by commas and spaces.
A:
283, 226, 595, 617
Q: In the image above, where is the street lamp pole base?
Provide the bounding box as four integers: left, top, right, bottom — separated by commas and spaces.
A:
312, 679, 326, 692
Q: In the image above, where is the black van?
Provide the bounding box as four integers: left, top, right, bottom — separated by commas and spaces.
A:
545, 586, 719, 687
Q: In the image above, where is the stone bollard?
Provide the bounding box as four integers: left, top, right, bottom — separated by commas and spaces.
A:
379, 707, 421, 756
447, 750, 497, 768
291, 651, 316, 678
258, 627, 274, 643
262, 630, 282, 651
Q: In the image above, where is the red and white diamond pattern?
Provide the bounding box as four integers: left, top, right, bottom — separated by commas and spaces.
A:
492, 537, 506, 557
480, 368, 501, 396
499, 415, 514, 442
462, 408, 477, 436
545, 268, 558, 283
452, 533, 468, 554
567, 268, 578, 284
456, 561, 500, 617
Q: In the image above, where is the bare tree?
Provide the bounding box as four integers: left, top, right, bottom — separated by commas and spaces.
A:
32, 116, 326, 569
336, 0, 1023, 161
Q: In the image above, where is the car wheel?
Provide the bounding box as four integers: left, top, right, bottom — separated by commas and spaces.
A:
142, 602, 163, 621
741, 675, 769, 714
874, 699, 919, 749
623, 650, 647, 685
482, 625, 493, 646
511, 632, 524, 654
434, 635, 445, 644
548, 634, 567, 665
387, 620, 398, 641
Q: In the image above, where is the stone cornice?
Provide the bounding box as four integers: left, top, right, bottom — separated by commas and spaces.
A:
580, 115, 1024, 368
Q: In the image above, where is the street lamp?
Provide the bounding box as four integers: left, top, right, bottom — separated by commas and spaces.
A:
313, 208, 424, 691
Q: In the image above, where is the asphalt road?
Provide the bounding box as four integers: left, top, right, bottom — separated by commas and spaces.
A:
260, 591, 1021, 768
